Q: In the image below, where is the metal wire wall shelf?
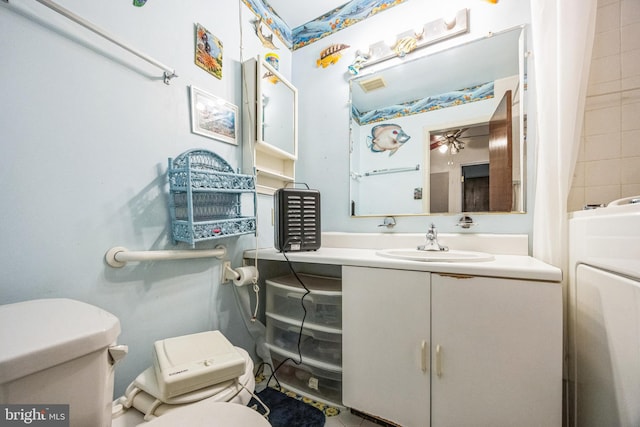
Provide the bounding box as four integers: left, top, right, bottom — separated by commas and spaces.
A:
168, 149, 256, 246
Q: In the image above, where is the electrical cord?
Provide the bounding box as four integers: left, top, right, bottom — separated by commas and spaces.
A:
265, 238, 312, 389
239, 3, 260, 323
236, 378, 271, 420
255, 361, 281, 389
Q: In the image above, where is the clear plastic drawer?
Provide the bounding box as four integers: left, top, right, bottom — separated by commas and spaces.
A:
271, 349, 342, 406
266, 313, 342, 366
266, 274, 341, 328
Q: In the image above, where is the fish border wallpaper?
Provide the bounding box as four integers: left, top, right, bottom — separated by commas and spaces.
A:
352, 81, 495, 125
291, 0, 408, 50
241, 0, 408, 50
242, 0, 293, 48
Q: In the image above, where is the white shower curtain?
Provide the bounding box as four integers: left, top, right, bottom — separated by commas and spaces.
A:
530, 0, 597, 270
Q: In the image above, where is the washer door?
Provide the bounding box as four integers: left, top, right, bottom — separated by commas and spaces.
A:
575, 264, 640, 427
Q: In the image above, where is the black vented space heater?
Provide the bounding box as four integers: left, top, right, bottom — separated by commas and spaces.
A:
274, 184, 321, 252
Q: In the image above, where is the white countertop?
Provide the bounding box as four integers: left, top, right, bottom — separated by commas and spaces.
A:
244, 247, 562, 282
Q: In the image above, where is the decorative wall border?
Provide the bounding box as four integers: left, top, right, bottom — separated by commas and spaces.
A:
242, 0, 293, 48
353, 82, 495, 125
242, 0, 409, 50
292, 0, 408, 50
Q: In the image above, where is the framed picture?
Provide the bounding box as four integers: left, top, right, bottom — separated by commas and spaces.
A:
189, 86, 238, 145
195, 23, 223, 80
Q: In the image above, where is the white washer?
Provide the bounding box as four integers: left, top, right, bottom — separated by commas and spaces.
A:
570, 196, 640, 426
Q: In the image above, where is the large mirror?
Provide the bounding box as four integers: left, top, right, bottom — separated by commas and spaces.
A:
349, 26, 526, 216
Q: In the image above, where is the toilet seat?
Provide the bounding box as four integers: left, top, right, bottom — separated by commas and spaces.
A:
114, 347, 259, 422
138, 401, 270, 426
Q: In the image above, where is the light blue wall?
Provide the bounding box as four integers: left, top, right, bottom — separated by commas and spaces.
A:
292, 0, 537, 243
0, 0, 275, 397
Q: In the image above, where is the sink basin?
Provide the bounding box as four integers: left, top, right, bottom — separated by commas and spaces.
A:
376, 248, 495, 262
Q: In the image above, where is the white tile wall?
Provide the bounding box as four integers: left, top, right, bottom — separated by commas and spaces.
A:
569, 0, 640, 211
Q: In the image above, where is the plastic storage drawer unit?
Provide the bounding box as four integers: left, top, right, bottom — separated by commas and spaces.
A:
271, 350, 342, 406
266, 313, 342, 365
266, 274, 341, 328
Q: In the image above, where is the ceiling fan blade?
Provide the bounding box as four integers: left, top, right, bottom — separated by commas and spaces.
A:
430, 140, 446, 150
454, 128, 469, 138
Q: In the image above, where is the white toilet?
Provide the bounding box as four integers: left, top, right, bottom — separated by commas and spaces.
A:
0, 298, 270, 427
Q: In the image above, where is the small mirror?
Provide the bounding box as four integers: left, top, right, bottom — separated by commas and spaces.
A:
257, 58, 297, 158
349, 26, 526, 216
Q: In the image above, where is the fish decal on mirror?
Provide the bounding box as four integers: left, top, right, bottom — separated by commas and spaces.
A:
367, 124, 410, 156
133, 0, 147, 6
317, 43, 350, 68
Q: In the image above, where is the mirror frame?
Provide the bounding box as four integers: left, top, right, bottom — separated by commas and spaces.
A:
348, 25, 527, 217
256, 56, 298, 160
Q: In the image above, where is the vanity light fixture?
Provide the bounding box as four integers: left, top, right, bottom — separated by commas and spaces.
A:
353, 8, 469, 71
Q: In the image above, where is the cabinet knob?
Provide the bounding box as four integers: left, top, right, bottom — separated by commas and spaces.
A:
421, 340, 428, 373
436, 344, 443, 378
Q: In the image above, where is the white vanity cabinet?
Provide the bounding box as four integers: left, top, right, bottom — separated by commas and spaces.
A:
342, 266, 562, 427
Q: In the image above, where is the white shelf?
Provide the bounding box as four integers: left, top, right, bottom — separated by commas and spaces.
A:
254, 150, 295, 194
256, 140, 297, 161
256, 167, 294, 182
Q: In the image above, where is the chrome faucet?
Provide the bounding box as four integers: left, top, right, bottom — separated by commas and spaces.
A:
418, 223, 448, 251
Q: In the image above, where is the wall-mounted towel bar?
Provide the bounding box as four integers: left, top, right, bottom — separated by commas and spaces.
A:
8, 0, 178, 84
105, 246, 226, 268
364, 164, 420, 177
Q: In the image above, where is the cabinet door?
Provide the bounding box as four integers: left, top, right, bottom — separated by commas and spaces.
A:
431, 274, 562, 427
342, 266, 430, 427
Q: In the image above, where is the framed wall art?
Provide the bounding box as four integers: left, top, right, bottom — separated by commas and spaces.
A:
189, 86, 238, 145
195, 23, 223, 79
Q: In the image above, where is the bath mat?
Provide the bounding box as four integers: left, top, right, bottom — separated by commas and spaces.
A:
250, 386, 326, 427
254, 373, 341, 417
270, 385, 340, 417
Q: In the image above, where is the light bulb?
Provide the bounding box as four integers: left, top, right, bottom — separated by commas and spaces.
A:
444, 16, 457, 30
385, 35, 397, 48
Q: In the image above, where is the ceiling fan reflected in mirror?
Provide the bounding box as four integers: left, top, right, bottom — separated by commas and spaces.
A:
430, 128, 469, 154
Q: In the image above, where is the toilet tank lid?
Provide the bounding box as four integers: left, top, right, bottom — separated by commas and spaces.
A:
0, 298, 121, 384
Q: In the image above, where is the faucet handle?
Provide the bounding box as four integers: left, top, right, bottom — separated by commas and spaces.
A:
378, 216, 396, 228
456, 215, 476, 229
